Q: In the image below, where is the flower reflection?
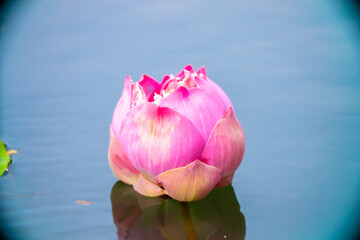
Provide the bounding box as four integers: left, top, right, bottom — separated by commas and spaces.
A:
110, 181, 246, 240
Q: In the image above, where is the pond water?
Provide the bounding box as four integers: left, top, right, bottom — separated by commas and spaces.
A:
1, 1, 360, 239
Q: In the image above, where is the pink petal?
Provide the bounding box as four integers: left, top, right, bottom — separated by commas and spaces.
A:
216, 173, 235, 188
111, 75, 132, 138
118, 103, 205, 177
148, 65, 196, 102
154, 160, 222, 202
160, 87, 227, 141
201, 107, 245, 179
184, 64, 195, 72
133, 174, 165, 197
138, 75, 160, 100
196, 66, 207, 76
160, 75, 171, 85
108, 126, 140, 185
195, 75, 233, 110
131, 82, 148, 107
159, 78, 179, 95
175, 65, 195, 79
148, 75, 171, 102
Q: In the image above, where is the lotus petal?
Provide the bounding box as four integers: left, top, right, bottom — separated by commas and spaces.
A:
196, 66, 207, 76
195, 68, 233, 110
133, 174, 165, 197
155, 160, 222, 202
201, 107, 245, 179
108, 126, 139, 185
139, 75, 160, 100
175, 65, 195, 79
111, 75, 132, 138
130, 82, 148, 108
118, 103, 205, 177
216, 173, 235, 188
160, 87, 227, 141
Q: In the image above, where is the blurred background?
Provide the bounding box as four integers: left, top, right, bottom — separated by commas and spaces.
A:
0, 0, 359, 239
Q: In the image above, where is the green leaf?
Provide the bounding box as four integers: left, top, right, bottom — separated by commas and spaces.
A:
0, 140, 11, 176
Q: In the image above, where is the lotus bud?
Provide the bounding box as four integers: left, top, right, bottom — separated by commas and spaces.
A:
109, 65, 245, 202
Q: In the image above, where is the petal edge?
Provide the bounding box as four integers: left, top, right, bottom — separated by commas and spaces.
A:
139, 75, 160, 100
108, 126, 139, 185
111, 75, 132, 138
133, 174, 165, 197
201, 107, 245, 178
154, 160, 222, 202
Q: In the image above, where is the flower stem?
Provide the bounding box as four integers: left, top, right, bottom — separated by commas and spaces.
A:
180, 202, 197, 240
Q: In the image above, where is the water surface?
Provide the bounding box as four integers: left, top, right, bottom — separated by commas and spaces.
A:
1, 1, 360, 239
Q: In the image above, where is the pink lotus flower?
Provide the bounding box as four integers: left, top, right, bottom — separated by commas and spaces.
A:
108, 65, 245, 202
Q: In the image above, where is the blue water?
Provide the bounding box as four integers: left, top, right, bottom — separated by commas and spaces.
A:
1, 1, 360, 239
